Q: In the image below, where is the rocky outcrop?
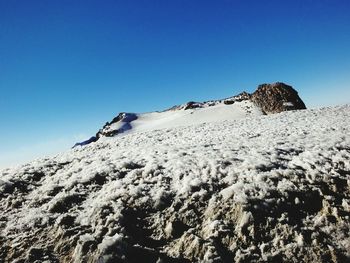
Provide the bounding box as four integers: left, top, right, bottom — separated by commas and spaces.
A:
179, 83, 306, 114
183, 101, 202, 110
251, 82, 306, 114
96, 113, 138, 138
73, 113, 138, 147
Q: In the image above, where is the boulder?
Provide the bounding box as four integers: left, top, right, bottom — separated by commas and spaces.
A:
251, 82, 306, 114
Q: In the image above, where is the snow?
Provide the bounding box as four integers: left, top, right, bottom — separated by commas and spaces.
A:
0, 105, 350, 262
100, 100, 263, 138
283, 102, 294, 107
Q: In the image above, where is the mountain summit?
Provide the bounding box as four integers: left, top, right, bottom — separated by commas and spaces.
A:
75, 82, 306, 147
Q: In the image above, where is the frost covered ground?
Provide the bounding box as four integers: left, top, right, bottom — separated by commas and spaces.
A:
1, 105, 350, 262
101, 100, 261, 137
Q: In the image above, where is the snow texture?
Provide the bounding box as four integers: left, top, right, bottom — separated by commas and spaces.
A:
1, 105, 350, 262
97, 100, 262, 140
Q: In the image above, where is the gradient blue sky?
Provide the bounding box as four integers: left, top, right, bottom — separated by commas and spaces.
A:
1, 0, 350, 168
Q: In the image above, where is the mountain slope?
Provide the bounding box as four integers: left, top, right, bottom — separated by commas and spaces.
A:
1, 104, 349, 262
75, 82, 305, 146
98, 100, 262, 138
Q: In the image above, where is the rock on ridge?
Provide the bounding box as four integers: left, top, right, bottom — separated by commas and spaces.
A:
251, 82, 306, 114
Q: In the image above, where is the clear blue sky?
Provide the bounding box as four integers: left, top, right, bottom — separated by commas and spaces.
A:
1, 0, 350, 168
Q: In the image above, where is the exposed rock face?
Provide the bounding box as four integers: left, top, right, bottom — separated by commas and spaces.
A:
179, 83, 306, 115
251, 82, 306, 114
183, 101, 202, 110
97, 113, 138, 138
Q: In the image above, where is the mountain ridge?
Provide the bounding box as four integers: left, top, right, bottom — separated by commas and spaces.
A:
75, 82, 306, 147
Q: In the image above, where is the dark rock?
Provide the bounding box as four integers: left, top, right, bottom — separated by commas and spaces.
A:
184, 101, 201, 110
73, 113, 138, 147
109, 112, 127, 126
223, 100, 234, 105
98, 113, 138, 138
102, 130, 120, 137
251, 82, 306, 114
224, 91, 251, 104
235, 91, 252, 102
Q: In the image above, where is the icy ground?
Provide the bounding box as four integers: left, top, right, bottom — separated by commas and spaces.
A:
97, 98, 261, 139
1, 105, 350, 262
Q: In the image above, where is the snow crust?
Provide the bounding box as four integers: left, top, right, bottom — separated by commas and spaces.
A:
1, 105, 350, 262
100, 100, 262, 138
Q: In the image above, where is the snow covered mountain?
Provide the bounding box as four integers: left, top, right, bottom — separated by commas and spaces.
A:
1, 84, 350, 263
75, 82, 306, 146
